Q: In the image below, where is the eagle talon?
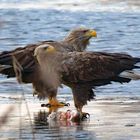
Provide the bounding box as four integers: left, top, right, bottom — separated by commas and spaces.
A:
41, 103, 51, 108
41, 104, 45, 107
65, 103, 70, 106
59, 102, 70, 106
41, 99, 69, 108
81, 113, 90, 120
45, 103, 52, 107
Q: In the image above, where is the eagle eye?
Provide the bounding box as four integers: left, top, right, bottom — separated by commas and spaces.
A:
43, 46, 49, 50
82, 30, 89, 33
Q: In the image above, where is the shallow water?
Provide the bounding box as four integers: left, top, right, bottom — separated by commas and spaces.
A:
0, 0, 140, 139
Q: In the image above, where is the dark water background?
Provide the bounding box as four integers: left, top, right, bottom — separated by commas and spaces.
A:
0, 0, 140, 139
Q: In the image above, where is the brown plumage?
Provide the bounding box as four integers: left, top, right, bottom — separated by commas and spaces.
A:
35, 45, 140, 117
0, 28, 97, 100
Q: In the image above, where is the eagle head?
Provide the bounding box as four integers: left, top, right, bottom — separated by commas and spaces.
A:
34, 44, 56, 57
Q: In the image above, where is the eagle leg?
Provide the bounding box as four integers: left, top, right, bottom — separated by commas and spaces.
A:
77, 106, 90, 120
41, 97, 69, 108
72, 86, 92, 120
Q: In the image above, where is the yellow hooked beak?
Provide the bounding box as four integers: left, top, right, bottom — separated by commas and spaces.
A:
85, 29, 97, 38
46, 45, 56, 53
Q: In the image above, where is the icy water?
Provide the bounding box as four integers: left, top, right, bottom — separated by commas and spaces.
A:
0, 0, 140, 139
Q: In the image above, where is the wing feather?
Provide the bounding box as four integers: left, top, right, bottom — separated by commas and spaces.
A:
0, 40, 64, 82
61, 52, 135, 83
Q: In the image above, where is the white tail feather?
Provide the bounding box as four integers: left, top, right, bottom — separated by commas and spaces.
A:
120, 70, 140, 80
0, 65, 11, 71
135, 62, 140, 67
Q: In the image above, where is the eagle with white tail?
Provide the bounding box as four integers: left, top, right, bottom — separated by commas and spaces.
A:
0, 28, 97, 108
34, 44, 140, 118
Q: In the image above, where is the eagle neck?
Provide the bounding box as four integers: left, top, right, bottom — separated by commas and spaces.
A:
62, 38, 89, 52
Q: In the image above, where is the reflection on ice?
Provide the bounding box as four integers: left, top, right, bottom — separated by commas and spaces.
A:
33, 110, 94, 140
1, 99, 140, 139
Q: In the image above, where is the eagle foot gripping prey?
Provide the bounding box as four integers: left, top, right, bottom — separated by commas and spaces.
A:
47, 110, 90, 122
41, 102, 70, 108
41, 98, 70, 108
80, 112, 90, 120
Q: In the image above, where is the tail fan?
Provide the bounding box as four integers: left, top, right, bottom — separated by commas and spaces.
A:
134, 57, 140, 63
119, 70, 140, 80
0, 65, 12, 72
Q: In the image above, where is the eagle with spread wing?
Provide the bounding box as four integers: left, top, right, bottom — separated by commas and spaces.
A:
0, 28, 97, 106
35, 44, 140, 118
